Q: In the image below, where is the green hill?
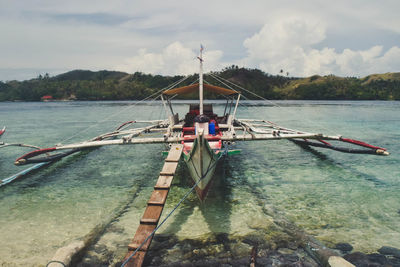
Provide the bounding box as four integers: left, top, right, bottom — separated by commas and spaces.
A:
53, 70, 128, 81
276, 73, 400, 100
1, 67, 399, 101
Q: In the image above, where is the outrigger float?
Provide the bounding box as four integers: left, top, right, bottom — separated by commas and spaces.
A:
11, 48, 389, 266
1, 127, 51, 187
0, 126, 5, 137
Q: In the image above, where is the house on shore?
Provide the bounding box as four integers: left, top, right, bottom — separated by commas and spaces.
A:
41, 95, 53, 102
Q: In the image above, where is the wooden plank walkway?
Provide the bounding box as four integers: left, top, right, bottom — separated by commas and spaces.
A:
123, 144, 183, 267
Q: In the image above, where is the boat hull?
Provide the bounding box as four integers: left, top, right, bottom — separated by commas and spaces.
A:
183, 133, 219, 201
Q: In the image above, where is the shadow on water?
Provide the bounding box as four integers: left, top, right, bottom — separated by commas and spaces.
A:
292, 141, 330, 162
0, 148, 95, 195
292, 142, 388, 187
0, 150, 95, 203
163, 157, 233, 236
199, 157, 232, 235
46, 150, 164, 266
0, 145, 163, 200
224, 150, 272, 200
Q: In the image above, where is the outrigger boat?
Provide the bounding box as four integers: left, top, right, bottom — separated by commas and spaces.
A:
13, 50, 389, 199
11, 48, 389, 266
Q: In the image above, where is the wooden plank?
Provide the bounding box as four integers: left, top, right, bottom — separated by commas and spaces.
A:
159, 161, 178, 176
123, 250, 147, 267
148, 189, 169, 205
124, 144, 183, 267
165, 144, 183, 162
140, 218, 159, 224
141, 205, 163, 224
154, 175, 173, 189
128, 224, 157, 251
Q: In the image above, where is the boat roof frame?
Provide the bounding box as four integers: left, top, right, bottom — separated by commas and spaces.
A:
162, 83, 239, 96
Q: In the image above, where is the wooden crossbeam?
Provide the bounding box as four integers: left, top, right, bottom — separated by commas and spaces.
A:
165, 145, 183, 162
159, 162, 179, 176
123, 144, 183, 267
154, 176, 174, 189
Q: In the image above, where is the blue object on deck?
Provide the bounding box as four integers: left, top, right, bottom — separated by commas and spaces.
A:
209, 122, 215, 135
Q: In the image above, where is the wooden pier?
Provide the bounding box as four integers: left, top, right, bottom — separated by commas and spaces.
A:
123, 144, 183, 267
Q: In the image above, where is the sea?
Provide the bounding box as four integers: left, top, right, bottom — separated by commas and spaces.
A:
0, 100, 399, 266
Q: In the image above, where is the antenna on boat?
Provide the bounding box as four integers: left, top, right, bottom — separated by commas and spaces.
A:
197, 44, 204, 115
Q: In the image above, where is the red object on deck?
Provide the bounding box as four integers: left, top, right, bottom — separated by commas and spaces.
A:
183, 135, 222, 142
183, 127, 195, 132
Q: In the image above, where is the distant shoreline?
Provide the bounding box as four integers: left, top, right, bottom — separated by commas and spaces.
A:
1, 68, 399, 101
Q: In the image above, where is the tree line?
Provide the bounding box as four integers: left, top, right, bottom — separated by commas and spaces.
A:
1, 67, 399, 101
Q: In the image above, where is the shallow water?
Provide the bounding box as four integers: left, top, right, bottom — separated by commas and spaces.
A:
0, 100, 399, 266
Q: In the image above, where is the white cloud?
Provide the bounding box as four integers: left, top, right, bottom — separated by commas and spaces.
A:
1, 0, 400, 80
244, 16, 326, 58
242, 17, 400, 77
116, 42, 224, 75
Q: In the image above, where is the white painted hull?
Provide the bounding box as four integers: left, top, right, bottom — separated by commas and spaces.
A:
183, 133, 218, 200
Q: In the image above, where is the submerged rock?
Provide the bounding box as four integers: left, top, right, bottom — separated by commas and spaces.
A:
387, 256, 400, 266
278, 248, 295, 255
343, 252, 369, 266
283, 253, 300, 263
231, 242, 252, 256
335, 242, 353, 253
256, 249, 317, 267
343, 252, 394, 266
242, 233, 268, 247
378, 246, 400, 258
367, 253, 389, 265
140, 230, 322, 267
287, 241, 299, 250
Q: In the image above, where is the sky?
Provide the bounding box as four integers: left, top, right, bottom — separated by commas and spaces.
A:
1, 0, 400, 81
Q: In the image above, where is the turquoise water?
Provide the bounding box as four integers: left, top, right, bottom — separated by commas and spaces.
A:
0, 100, 399, 266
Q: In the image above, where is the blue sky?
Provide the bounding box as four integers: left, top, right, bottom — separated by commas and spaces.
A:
1, 0, 400, 81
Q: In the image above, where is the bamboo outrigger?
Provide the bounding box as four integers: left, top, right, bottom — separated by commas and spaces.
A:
10, 47, 389, 266
1, 127, 51, 187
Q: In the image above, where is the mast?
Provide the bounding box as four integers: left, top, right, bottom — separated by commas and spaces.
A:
198, 45, 204, 115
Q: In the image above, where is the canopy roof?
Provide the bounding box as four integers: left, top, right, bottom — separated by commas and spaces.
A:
162, 83, 239, 96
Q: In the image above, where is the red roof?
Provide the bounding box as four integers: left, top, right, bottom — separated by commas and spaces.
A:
41, 95, 53, 99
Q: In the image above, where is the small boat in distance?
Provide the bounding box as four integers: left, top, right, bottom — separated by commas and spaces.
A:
0, 126, 5, 137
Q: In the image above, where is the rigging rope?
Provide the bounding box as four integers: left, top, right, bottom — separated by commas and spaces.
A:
0, 143, 41, 150
121, 145, 229, 267
208, 73, 236, 91
209, 73, 337, 135
58, 75, 192, 145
